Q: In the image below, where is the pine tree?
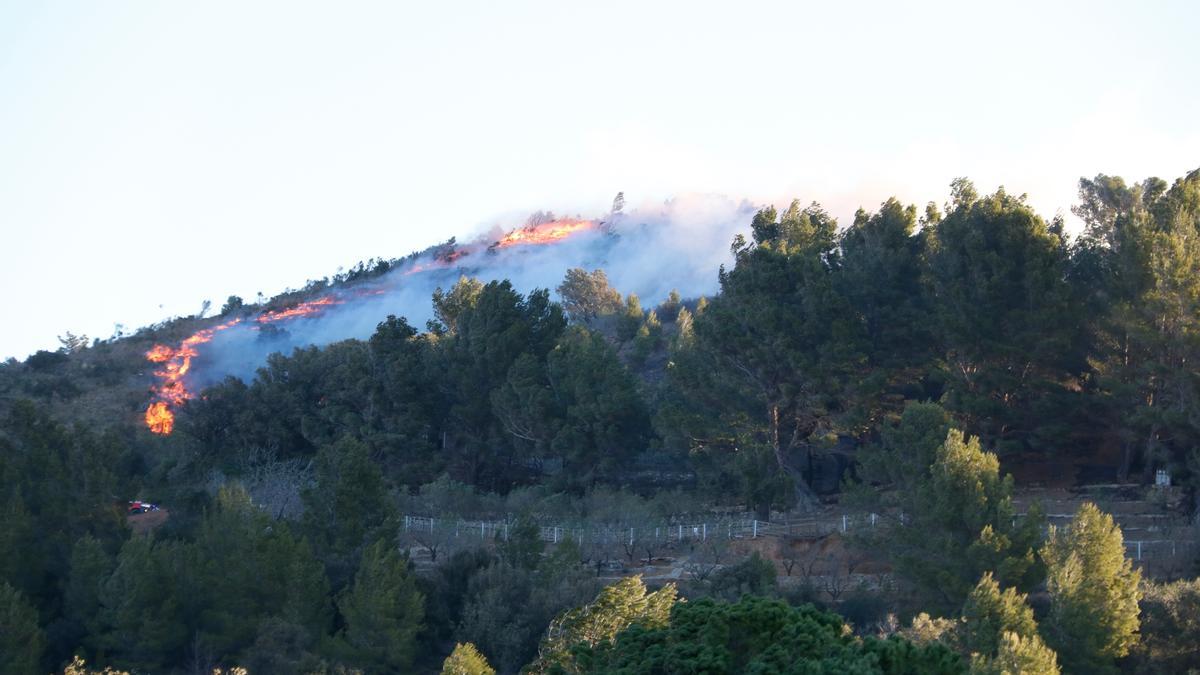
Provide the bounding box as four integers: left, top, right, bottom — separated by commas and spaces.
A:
303, 436, 395, 588
855, 417, 1042, 612
64, 535, 114, 653
0, 581, 45, 675
439, 281, 566, 490
1074, 170, 1200, 481
431, 276, 486, 335
1041, 502, 1141, 673
673, 306, 694, 350
926, 181, 1079, 452
0, 491, 38, 597
970, 631, 1060, 675
664, 203, 862, 511
632, 310, 662, 362
960, 572, 1039, 658
1129, 578, 1200, 672
526, 575, 675, 674
97, 537, 189, 670
556, 268, 622, 322
572, 595, 963, 673
336, 539, 425, 672
490, 326, 651, 487
657, 289, 682, 322
616, 294, 643, 342
838, 198, 934, 423
442, 642, 496, 675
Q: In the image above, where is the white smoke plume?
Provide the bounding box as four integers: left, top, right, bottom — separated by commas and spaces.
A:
192, 194, 757, 386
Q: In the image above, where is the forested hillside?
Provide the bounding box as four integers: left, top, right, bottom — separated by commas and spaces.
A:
2, 170, 1199, 674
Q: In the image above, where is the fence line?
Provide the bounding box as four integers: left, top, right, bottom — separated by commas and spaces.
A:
400, 511, 1195, 562
400, 512, 873, 545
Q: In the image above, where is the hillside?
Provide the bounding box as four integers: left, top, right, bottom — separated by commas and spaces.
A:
2, 171, 1200, 674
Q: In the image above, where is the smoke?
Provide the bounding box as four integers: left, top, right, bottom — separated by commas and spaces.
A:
191, 194, 756, 386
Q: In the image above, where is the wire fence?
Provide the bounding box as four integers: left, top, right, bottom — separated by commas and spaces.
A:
400, 511, 1197, 562
401, 512, 873, 546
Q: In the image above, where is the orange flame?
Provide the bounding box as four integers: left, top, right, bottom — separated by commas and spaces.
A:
141, 218, 595, 434
144, 292, 365, 433
256, 296, 341, 324
495, 219, 595, 249
144, 402, 174, 435
145, 344, 175, 363
143, 317, 241, 434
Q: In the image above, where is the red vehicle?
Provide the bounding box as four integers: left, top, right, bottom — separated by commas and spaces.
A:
127, 501, 160, 514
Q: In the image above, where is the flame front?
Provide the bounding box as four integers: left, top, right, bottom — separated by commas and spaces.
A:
143, 318, 241, 434
256, 296, 341, 324
495, 219, 596, 248
144, 402, 174, 434
142, 217, 597, 434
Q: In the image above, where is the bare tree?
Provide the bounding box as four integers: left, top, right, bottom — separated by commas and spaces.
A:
580, 527, 625, 576
400, 517, 463, 563
684, 535, 730, 582
238, 447, 311, 520
820, 547, 869, 602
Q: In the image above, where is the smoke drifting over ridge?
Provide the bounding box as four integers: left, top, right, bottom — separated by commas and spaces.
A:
143, 195, 756, 432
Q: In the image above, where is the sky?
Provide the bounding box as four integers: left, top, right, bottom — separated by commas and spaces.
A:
2, 0, 1198, 360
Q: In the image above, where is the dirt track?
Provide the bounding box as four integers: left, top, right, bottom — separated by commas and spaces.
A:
127, 508, 169, 535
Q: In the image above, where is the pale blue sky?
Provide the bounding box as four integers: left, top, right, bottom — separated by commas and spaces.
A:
2, 1, 1198, 359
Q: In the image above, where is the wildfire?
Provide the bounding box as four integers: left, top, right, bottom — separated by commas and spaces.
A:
142, 317, 241, 435
143, 293, 359, 433
495, 219, 595, 249
141, 217, 597, 435
145, 344, 174, 363
256, 296, 341, 324
144, 402, 174, 435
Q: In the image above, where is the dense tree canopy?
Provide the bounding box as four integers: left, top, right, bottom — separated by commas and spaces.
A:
925, 181, 1081, 452
854, 405, 1042, 611
2, 170, 1198, 673
570, 594, 964, 674
1042, 502, 1142, 674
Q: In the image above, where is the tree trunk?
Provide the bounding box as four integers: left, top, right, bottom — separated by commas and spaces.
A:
1118, 439, 1135, 482
790, 468, 820, 514
1140, 426, 1159, 485
755, 500, 771, 522
769, 403, 820, 514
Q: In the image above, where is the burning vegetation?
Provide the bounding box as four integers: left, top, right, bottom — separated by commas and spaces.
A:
255, 296, 342, 324
142, 317, 242, 434
494, 219, 595, 248
141, 218, 599, 434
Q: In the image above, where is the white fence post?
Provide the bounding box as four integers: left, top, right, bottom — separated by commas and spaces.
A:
753, 519, 758, 538
703, 523, 707, 540
1137, 541, 1142, 560
842, 515, 847, 533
